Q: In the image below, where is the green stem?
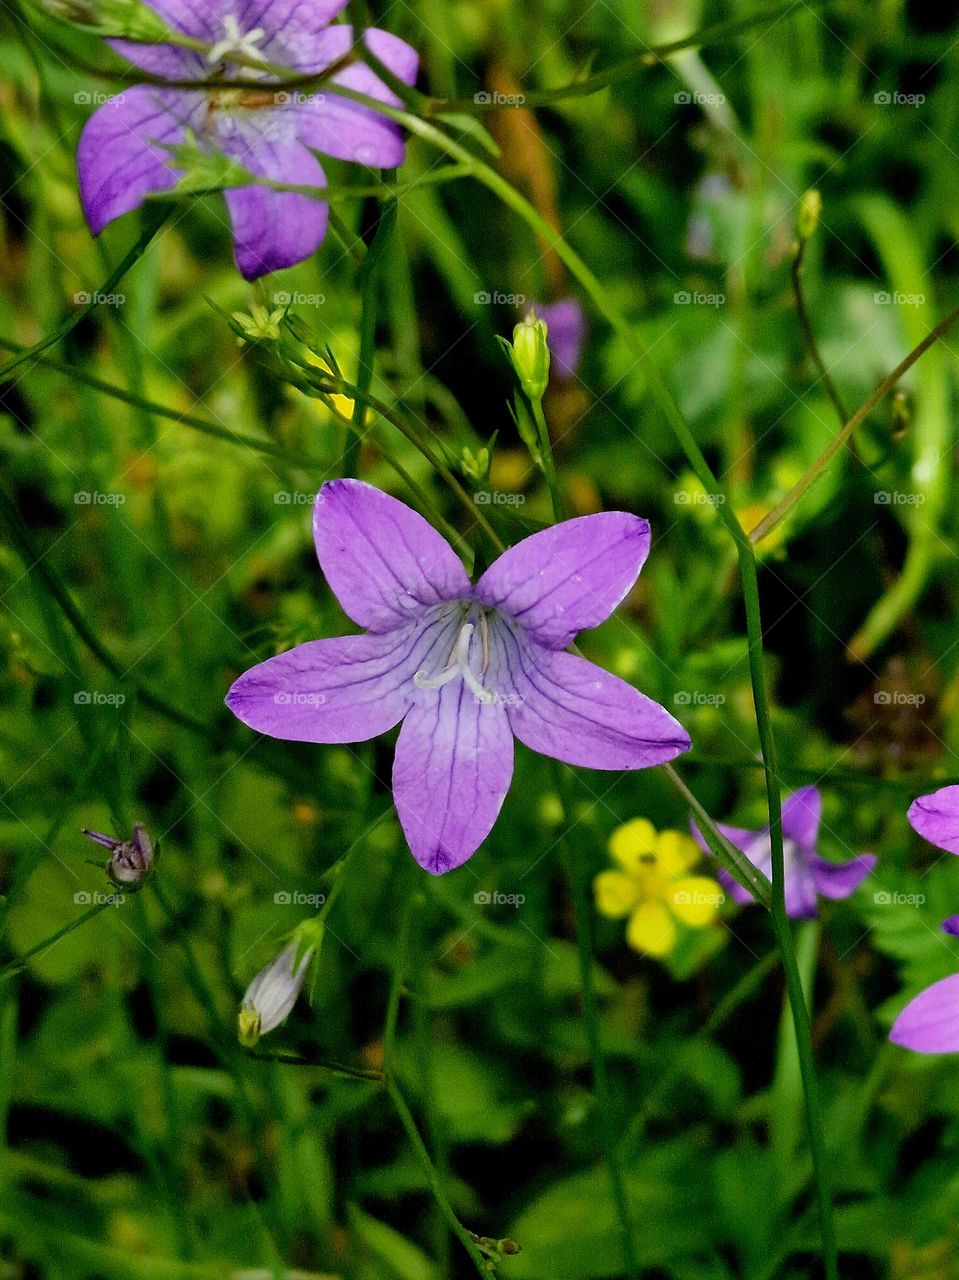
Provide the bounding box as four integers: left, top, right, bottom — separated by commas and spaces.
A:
345, 193, 396, 477
0, 900, 115, 981
530, 395, 563, 520
750, 300, 959, 546
790, 239, 849, 426
553, 765, 639, 1280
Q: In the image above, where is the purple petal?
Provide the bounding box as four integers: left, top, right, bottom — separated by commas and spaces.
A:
237, 0, 350, 67
494, 632, 690, 770
536, 298, 586, 381
225, 619, 458, 743
810, 852, 876, 900
908, 785, 959, 856
313, 480, 470, 633
294, 29, 418, 165
700, 823, 820, 918
890, 974, 959, 1054
216, 121, 329, 279
781, 787, 821, 849
943, 916, 959, 937
77, 87, 202, 235
392, 684, 513, 874
475, 513, 651, 650
109, 38, 204, 78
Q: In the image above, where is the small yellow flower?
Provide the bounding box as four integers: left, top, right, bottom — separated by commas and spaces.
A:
594, 821, 722, 958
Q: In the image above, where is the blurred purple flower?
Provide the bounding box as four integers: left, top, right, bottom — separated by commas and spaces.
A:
907, 784, 959, 855
83, 821, 155, 888
534, 298, 586, 382
226, 479, 690, 874
693, 786, 876, 918
890, 916, 959, 1054
77, 0, 418, 279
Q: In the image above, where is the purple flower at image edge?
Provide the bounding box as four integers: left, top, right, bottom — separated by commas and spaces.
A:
226, 480, 691, 874
907, 783, 959, 855
890, 915, 959, 1054
77, 0, 419, 279
692, 786, 876, 918
533, 298, 586, 382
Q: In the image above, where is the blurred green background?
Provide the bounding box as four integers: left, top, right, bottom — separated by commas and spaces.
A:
3, 1, 959, 1277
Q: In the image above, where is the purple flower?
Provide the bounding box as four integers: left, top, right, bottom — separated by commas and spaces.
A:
225, 480, 690, 874
692, 787, 876, 918
890, 916, 959, 1054
533, 299, 586, 382
77, 0, 419, 279
907, 784, 959, 855
83, 821, 155, 888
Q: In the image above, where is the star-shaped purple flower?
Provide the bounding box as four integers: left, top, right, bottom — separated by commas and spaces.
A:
225, 479, 690, 874
693, 786, 876, 918
77, 0, 418, 279
890, 916, 959, 1054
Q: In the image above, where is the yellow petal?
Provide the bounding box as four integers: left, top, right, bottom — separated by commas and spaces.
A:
669, 876, 723, 927
626, 900, 677, 957
609, 818, 658, 873
594, 870, 641, 919
656, 829, 700, 878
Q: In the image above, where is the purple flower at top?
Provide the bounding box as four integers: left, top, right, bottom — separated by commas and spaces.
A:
225, 479, 690, 874
533, 298, 587, 382
907, 784, 959, 855
77, 0, 419, 279
693, 786, 876, 918
890, 916, 959, 1054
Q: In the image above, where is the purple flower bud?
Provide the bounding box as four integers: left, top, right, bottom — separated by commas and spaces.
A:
82, 822, 155, 889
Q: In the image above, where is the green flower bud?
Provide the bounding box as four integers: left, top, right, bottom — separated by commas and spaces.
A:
508, 313, 550, 402
796, 189, 822, 242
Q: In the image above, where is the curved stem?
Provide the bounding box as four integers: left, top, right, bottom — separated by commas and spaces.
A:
791, 239, 849, 426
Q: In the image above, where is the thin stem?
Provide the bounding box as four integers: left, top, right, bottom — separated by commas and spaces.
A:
0, 900, 115, 981
751, 300, 959, 545
248, 1051, 382, 1082
553, 765, 639, 1280
791, 239, 849, 426
530, 395, 563, 520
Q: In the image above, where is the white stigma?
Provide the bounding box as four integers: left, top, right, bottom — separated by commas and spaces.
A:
207, 15, 268, 66
413, 622, 494, 703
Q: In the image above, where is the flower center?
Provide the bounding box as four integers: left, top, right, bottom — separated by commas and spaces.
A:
207, 15, 269, 70
413, 616, 495, 704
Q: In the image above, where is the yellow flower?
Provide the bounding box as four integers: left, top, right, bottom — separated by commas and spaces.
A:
594, 821, 722, 958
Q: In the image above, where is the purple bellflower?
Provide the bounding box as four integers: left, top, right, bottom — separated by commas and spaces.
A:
77, 0, 418, 279
225, 479, 690, 874
693, 786, 876, 918
907, 784, 959, 856
890, 916, 959, 1054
